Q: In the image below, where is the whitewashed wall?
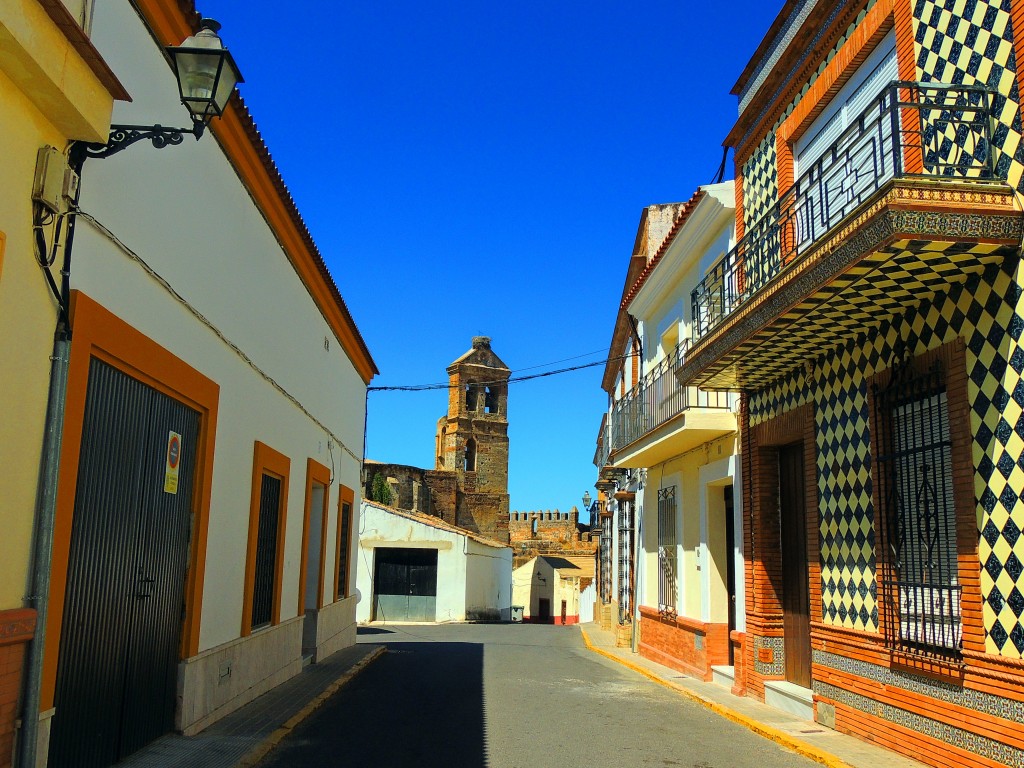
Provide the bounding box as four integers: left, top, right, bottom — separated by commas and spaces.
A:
73, 2, 368, 657
357, 502, 511, 623
465, 539, 512, 622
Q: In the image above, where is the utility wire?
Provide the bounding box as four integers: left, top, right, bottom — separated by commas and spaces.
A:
368, 351, 639, 393
75, 207, 363, 464
368, 347, 613, 392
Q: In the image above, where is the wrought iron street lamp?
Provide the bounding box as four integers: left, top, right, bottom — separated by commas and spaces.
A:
74, 18, 242, 164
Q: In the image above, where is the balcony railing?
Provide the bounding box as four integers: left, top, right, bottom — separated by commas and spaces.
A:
593, 416, 611, 469
609, 340, 732, 453
691, 81, 999, 342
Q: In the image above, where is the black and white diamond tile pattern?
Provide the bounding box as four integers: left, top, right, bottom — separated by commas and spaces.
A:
742, 136, 778, 233
727, 239, 1004, 388
752, 257, 1024, 658
739, 1, 879, 160
914, 0, 1024, 193
738, 0, 1024, 661
749, 367, 808, 427
816, 349, 878, 631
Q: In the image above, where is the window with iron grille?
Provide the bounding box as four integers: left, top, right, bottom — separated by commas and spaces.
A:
600, 515, 613, 602
618, 501, 633, 621
658, 486, 678, 614
336, 500, 352, 600
252, 473, 282, 630
873, 357, 961, 656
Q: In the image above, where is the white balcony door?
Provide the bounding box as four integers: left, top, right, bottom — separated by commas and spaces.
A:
793, 30, 898, 250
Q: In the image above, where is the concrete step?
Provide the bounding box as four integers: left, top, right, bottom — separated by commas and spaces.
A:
764, 680, 814, 720
711, 665, 735, 689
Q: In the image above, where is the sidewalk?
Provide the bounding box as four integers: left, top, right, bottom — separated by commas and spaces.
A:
579, 622, 927, 768
119, 640, 385, 768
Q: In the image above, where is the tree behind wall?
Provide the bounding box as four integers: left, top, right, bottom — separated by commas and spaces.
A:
371, 472, 394, 506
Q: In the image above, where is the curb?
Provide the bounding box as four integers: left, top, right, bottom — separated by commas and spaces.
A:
579, 628, 853, 768
233, 645, 387, 768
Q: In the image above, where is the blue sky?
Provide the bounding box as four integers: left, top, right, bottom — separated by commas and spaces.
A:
198, 1, 782, 520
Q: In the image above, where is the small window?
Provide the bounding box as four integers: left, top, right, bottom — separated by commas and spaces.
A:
465, 384, 478, 412
485, 386, 497, 414
252, 473, 282, 630
245, 441, 290, 635
657, 487, 678, 615
465, 438, 477, 472
335, 488, 353, 600
531, 516, 538, 536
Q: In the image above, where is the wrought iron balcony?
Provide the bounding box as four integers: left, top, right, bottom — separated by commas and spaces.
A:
593, 415, 611, 470
609, 340, 732, 459
691, 82, 1000, 343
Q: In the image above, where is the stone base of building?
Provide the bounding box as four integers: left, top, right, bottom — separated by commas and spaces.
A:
177, 617, 305, 735
638, 606, 728, 682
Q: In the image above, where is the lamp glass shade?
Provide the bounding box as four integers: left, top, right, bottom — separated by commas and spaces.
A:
168, 21, 243, 123
582, 492, 592, 508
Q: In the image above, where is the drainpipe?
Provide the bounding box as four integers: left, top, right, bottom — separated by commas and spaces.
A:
19, 324, 71, 768
19, 139, 85, 768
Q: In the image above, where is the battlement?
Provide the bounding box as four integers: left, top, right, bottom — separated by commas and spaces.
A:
510, 509, 578, 523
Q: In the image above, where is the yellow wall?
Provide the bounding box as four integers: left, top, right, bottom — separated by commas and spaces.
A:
642, 434, 738, 622
0, 3, 114, 609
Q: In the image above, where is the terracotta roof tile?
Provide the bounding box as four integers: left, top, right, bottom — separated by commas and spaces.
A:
619, 187, 706, 311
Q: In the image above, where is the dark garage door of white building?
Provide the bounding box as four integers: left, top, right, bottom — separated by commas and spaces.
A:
372, 548, 438, 622
49, 359, 200, 768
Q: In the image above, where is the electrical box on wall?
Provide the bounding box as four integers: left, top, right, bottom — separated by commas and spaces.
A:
32, 146, 77, 213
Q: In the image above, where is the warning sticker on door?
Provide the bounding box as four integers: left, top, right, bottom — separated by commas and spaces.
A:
164, 431, 182, 494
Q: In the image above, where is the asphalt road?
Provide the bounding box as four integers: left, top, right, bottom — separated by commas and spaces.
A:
256, 623, 817, 768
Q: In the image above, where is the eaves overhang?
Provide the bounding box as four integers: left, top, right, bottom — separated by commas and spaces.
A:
132, 0, 379, 383
677, 180, 1023, 391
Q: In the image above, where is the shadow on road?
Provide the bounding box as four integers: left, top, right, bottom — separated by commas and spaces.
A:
356, 626, 394, 635
257, 641, 486, 767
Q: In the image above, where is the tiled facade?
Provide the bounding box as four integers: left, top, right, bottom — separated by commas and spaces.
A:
689, 1, 1024, 766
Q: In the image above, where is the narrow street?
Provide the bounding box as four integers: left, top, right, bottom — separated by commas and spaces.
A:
256, 624, 817, 768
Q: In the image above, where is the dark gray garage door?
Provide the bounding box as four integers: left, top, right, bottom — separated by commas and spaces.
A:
50, 359, 199, 768
373, 548, 438, 622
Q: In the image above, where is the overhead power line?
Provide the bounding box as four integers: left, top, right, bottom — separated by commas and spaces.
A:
367, 350, 638, 393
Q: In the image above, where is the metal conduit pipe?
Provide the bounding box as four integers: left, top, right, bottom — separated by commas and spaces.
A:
19, 328, 71, 768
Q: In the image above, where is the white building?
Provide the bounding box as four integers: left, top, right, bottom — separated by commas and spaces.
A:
512, 556, 592, 625
357, 501, 512, 624
595, 183, 745, 679
21, 3, 378, 767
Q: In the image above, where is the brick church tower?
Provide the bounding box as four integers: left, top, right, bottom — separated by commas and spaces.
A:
435, 336, 510, 543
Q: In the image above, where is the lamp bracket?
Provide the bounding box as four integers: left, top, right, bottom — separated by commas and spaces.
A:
70, 122, 204, 169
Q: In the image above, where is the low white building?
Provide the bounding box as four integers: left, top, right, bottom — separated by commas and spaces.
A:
357, 501, 512, 624
512, 556, 589, 625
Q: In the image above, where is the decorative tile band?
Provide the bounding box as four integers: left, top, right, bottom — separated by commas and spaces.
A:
753, 635, 785, 676
814, 679, 1024, 767
813, 649, 1024, 722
